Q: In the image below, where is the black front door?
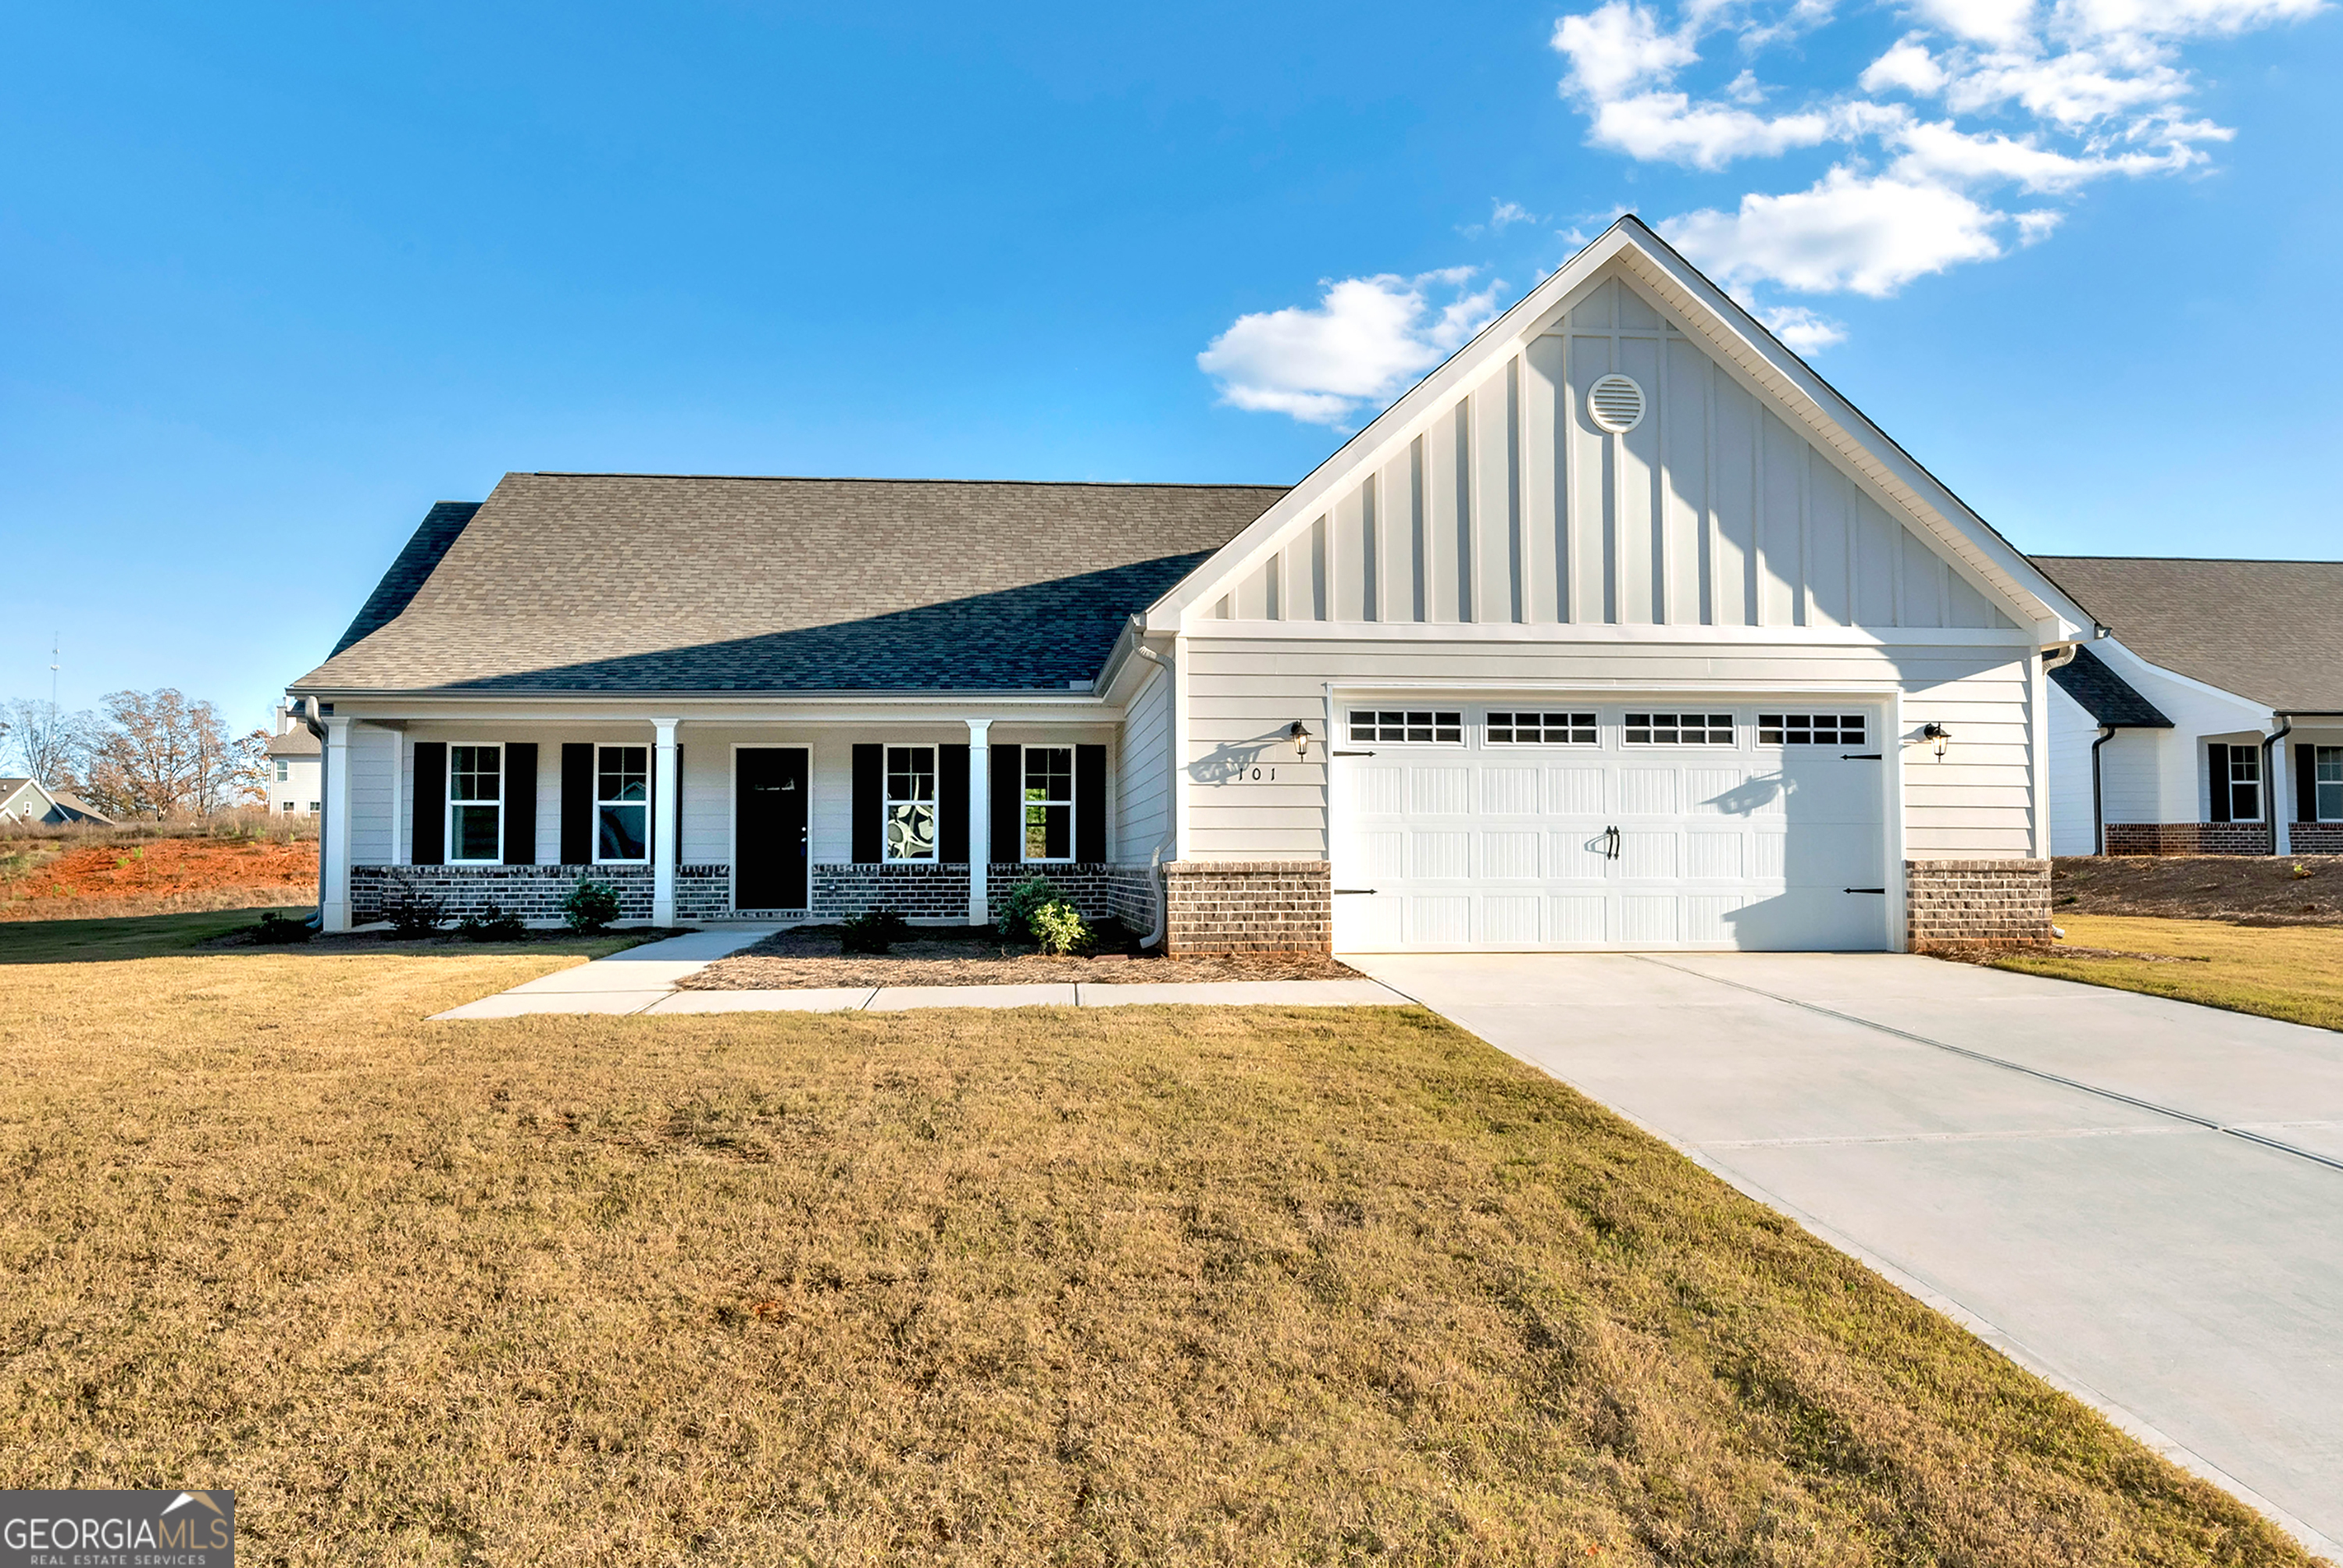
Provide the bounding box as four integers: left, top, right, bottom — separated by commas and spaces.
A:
735, 748, 809, 911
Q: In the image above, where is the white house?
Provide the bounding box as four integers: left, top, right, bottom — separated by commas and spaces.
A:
2036, 557, 2343, 857
264, 707, 322, 817
287, 217, 2095, 952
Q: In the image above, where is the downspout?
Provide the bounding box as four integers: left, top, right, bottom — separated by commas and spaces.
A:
2090, 725, 2115, 855
2263, 715, 2293, 857
294, 696, 329, 930
1129, 629, 1175, 951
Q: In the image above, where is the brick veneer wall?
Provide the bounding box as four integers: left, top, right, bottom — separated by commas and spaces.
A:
352, 864, 729, 925
1161, 860, 1332, 956
2291, 824, 2343, 854
1904, 859, 2051, 953
2103, 822, 2275, 856
810, 863, 1154, 927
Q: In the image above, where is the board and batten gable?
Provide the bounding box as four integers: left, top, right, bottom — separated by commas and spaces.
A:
1161, 253, 2061, 872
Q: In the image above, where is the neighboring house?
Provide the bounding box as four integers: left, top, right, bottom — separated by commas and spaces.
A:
264, 707, 323, 816
0, 777, 112, 827
288, 216, 2095, 952
2035, 557, 2343, 857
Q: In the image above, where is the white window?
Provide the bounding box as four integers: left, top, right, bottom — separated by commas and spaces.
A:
448, 745, 502, 863
1349, 709, 1463, 744
1486, 711, 1596, 745
280, 800, 295, 816
2316, 746, 2341, 822
308, 801, 320, 814
1759, 713, 1867, 746
884, 745, 938, 862
275, 759, 290, 782
1624, 713, 1735, 746
2223, 745, 2261, 822
596, 745, 649, 862
1022, 746, 1074, 861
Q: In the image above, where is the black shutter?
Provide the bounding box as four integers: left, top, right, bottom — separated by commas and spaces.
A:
990, 743, 1022, 866
503, 743, 537, 865
852, 744, 883, 863
2298, 742, 2318, 825
940, 744, 969, 864
2209, 743, 2231, 822
412, 741, 447, 865
1075, 744, 1107, 864
561, 743, 594, 864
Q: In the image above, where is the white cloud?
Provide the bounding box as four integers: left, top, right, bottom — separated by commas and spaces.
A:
1890, 116, 2203, 189
1912, 0, 2040, 45
1197, 269, 1503, 426
1586, 92, 1836, 166
2056, 0, 2323, 40
1860, 36, 1949, 93
1490, 199, 1538, 230
1760, 305, 1850, 352
1553, 0, 1699, 98
1661, 168, 2010, 295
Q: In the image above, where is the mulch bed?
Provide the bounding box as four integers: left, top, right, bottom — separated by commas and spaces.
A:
2052, 854, 2343, 925
679, 923, 1361, 990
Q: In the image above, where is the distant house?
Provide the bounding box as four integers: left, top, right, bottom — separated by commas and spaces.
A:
2037, 557, 2343, 857
265, 707, 323, 816
0, 777, 112, 827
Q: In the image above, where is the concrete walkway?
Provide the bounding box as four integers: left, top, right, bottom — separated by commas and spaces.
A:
1348, 950, 2343, 1559
431, 928, 1407, 1018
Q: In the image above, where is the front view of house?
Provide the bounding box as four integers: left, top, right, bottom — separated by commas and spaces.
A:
290, 219, 2092, 953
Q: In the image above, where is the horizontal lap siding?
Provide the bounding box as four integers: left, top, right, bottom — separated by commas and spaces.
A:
1117, 664, 1174, 861
2046, 680, 2099, 856
1179, 634, 2040, 861
347, 725, 398, 864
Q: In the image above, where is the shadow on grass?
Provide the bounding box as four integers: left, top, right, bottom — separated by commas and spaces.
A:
0, 906, 649, 965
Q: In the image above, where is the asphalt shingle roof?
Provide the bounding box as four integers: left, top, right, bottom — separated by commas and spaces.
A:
2048, 646, 2171, 728
296, 474, 1286, 694
2034, 556, 2343, 713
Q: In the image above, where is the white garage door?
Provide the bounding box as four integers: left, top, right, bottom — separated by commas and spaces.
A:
1332, 703, 1889, 951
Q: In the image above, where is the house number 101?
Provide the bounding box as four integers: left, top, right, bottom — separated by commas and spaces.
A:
1244, 767, 1276, 782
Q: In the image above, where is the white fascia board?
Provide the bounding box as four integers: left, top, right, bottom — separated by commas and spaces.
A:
1183, 618, 2032, 647
319, 692, 1125, 723
2093, 637, 2274, 726
1148, 216, 2094, 642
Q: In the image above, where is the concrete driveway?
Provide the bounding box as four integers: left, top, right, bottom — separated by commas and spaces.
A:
1347, 951, 2343, 1556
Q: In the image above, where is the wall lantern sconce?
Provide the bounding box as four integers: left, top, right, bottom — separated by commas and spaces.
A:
1922, 722, 1952, 761
1288, 721, 1312, 761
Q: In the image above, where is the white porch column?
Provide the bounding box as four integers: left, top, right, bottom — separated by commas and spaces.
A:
2273, 731, 2293, 857
652, 718, 679, 925
967, 718, 993, 926
320, 715, 354, 932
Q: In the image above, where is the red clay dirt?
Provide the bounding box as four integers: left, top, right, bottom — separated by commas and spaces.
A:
0, 837, 316, 921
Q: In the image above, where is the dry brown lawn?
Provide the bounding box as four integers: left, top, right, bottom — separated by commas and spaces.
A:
2052, 855, 2343, 925
0, 914, 2309, 1565
1995, 913, 2343, 1032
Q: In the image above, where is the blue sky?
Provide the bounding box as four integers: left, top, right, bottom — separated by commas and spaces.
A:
2, 0, 2336, 736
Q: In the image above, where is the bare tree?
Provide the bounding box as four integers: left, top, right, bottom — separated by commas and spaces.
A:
0, 698, 96, 788
79, 689, 256, 821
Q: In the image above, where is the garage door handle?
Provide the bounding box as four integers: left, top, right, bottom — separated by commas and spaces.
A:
1332, 749, 1377, 757
1334, 888, 1378, 895
1841, 753, 1882, 760
1843, 887, 1887, 894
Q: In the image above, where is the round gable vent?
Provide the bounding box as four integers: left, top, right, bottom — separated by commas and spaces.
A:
1588, 373, 1646, 433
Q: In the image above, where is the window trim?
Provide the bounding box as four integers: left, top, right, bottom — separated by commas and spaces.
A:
1020, 744, 1076, 864
446, 743, 504, 865
883, 743, 940, 864
593, 743, 651, 865
2314, 745, 2341, 824
1757, 712, 1867, 747
1347, 709, 1464, 746
2224, 743, 2262, 824
1485, 711, 1598, 747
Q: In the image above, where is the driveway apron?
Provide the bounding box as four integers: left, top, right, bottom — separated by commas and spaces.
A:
1349, 951, 2343, 1556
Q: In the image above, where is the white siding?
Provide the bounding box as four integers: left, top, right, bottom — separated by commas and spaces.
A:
1117, 661, 1175, 861
346, 724, 398, 863
1221, 274, 2025, 640
2083, 642, 2270, 824
1178, 633, 2039, 861
2047, 680, 2099, 856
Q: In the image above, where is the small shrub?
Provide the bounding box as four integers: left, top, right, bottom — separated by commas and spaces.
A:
458, 903, 528, 941
249, 911, 312, 945
2294, 864, 2315, 880
562, 878, 622, 933
840, 908, 912, 954
382, 886, 448, 939
996, 875, 1067, 943
1029, 899, 1088, 957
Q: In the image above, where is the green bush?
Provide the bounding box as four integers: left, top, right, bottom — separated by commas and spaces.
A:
840, 908, 911, 954
561, 878, 622, 934
249, 911, 312, 945
458, 903, 528, 942
382, 887, 448, 939
996, 875, 1067, 943
1028, 900, 1088, 957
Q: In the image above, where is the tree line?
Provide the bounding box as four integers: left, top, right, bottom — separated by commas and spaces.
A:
1, 690, 273, 821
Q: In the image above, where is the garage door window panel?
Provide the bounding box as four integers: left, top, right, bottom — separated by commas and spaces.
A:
1350, 710, 1462, 744
1759, 714, 1867, 746
1625, 713, 1735, 746
1487, 711, 1597, 745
